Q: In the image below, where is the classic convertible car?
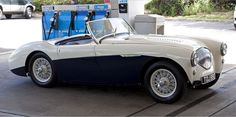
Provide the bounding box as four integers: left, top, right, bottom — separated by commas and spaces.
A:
9, 18, 227, 103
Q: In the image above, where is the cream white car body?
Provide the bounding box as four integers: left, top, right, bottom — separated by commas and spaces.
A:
9, 35, 224, 85
9, 18, 227, 103
9, 17, 227, 93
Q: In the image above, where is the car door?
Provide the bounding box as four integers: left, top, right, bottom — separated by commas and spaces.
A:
0, 0, 11, 12
95, 43, 152, 84
10, 0, 24, 13
55, 41, 102, 83
17, 0, 26, 12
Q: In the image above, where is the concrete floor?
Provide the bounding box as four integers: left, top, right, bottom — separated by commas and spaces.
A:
0, 53, 236, 116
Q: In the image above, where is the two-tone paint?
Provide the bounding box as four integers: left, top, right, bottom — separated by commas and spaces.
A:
9, 33, 225, 85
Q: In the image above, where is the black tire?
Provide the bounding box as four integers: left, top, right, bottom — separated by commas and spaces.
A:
28, 52, 57, 88
195, 74, 220, 89
25, 7, 33, 19
234, 24, 236, 30
0, 8, 3, 20
5, 14, 12, 19
144, 61, 187, 104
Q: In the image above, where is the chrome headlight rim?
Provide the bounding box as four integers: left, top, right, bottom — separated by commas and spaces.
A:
191, 51, 198, 67
220, 43, 227, 56
191, 47, 212, 70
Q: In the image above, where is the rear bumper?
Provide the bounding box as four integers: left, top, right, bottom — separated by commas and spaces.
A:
11, 67, 27, 77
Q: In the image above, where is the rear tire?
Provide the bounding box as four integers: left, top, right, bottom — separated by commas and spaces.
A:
234, 24, 236, 30
28, 52, 57, 88
144, 61, 187, 104
25, 7, 33, 19
0, 9, 3, 20
5, 14, 12, 19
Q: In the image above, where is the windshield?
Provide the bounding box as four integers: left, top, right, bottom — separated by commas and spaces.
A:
87, 18, 135, 40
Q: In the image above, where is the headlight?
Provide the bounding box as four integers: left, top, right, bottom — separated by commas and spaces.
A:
191, 48, 212, 70
220, 43, 227, 56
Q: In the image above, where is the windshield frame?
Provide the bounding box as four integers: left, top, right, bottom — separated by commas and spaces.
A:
86, 18, 136, 44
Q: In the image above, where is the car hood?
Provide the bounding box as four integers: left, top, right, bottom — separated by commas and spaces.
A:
103, 34, 207, 51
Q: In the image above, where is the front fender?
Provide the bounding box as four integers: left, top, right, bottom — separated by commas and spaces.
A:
192, 37, 224, 73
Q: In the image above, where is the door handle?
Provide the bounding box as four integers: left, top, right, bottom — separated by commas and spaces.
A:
120, 54, 141, 57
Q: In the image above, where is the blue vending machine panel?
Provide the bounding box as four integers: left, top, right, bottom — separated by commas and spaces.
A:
71, 5, 89, 35
57, 11, 71, 38
93, 4, 109, 20
42, 4, 109, 40
42, 6, 59, 40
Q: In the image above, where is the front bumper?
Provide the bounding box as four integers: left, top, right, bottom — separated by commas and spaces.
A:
193, 73, 220, 87
11, 67, 27, 77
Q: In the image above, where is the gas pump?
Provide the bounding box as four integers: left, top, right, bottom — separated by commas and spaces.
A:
48, 11, 59, 39
42, 6, 59, 40
71, 5, 90, 35
92, 4, 110, 20
42, 4, 110, 40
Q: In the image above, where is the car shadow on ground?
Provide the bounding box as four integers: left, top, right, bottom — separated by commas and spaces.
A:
9, 77, 215, 104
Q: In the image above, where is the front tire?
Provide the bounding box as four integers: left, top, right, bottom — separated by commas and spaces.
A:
234, 24, 236, 30
28, 52, 57, 88
144, 61, 186, 104
5, 14, 12, 19
25, 7, 33, 19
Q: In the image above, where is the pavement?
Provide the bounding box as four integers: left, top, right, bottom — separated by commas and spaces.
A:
0, 53, 236, 116
0, 16, 236, 116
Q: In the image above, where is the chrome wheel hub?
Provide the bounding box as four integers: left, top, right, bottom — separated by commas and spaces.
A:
150, 69, 177, 98
27, 8, 32, 17
32, 58, 52, 83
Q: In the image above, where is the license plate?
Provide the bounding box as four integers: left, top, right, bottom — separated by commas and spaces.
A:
201, 74, 215, 84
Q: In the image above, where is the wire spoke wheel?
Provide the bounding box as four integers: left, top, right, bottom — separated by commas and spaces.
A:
150, 69, 177, 98
32, 58, 52, 83
144, 61, 186, 103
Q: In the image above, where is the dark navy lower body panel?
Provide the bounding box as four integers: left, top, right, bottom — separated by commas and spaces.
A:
53, 56, 154, 85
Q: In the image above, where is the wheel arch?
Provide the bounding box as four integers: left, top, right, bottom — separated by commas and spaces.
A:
27, 5, 33, 10
25, 51, 49, 73
140, 57, 190, 85
25, 5, 33, 11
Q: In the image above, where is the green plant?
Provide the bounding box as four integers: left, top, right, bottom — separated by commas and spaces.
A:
183, 0, 213, 16
145, 0, 217, 16
145, 0, 184, 16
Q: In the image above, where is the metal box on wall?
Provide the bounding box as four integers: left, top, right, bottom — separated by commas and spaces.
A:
134, 14, 165, 35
